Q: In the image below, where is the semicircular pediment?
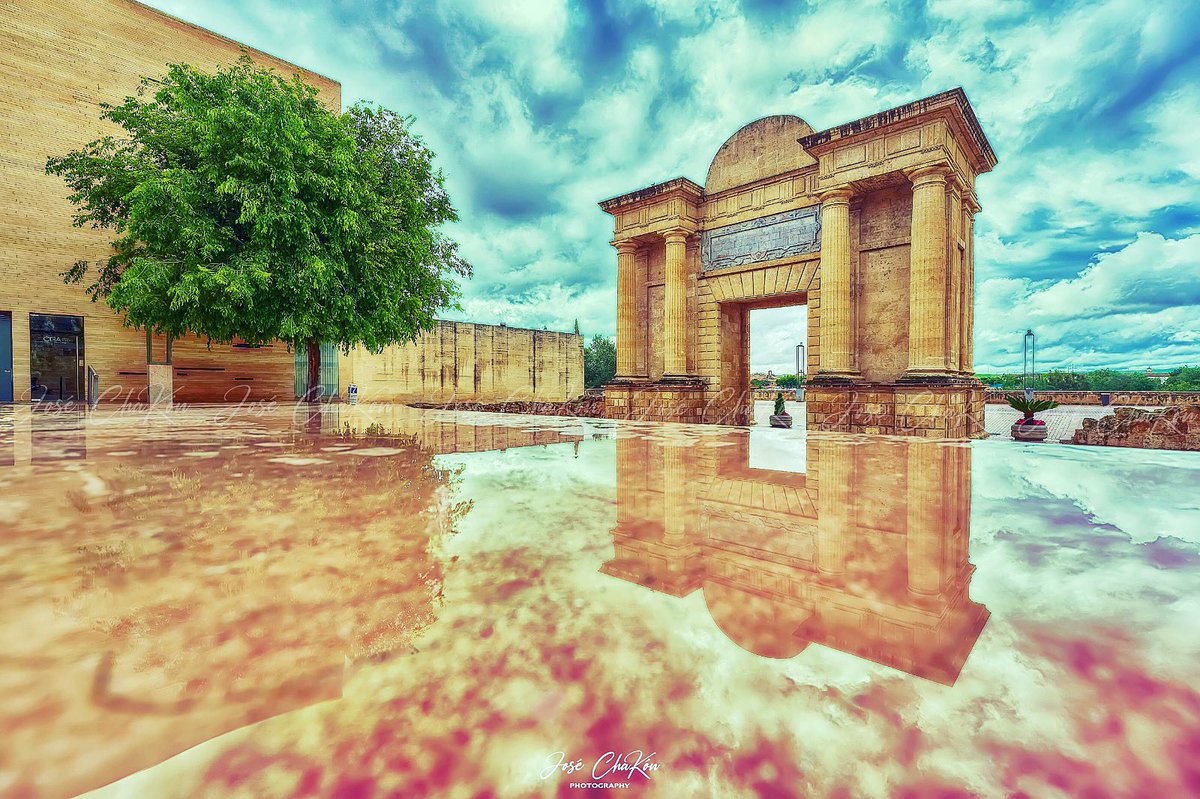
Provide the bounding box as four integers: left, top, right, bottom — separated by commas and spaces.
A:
704, 115, 817, 195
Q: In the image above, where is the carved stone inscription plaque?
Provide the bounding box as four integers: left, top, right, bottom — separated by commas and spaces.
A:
701, 206, 821, 271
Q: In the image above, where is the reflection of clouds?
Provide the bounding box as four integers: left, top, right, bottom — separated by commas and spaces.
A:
969, 441, 1200, 682
83, 426, 1200, 798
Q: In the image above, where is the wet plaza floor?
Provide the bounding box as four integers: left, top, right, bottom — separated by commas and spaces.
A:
1, 403, 1199, 798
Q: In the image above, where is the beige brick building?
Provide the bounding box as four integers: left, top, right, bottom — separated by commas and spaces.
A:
600, 90, 997, 437
0, 0, 583, 405
1, 0, 344, 403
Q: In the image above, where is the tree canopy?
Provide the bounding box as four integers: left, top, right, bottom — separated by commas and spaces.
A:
46, 58, 469, 396
583, 335, 616, 388
976, 368, 1198, 392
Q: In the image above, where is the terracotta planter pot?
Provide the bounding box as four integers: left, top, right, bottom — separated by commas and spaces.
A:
1011, 421, 1048, 441
769, 414, 793, 429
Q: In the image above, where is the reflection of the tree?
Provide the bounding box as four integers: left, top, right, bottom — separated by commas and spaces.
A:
0, 406, 581, 799
603, 433, 988, 684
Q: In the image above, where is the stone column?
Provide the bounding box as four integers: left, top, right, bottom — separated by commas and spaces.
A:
614, 240, 640, 380
960, 196, 980, 374
817, 188, 856, 378
946, 179, 963, 373
663, 228, 690, 377
905, 442, 947, 597
904, 165, 953, 378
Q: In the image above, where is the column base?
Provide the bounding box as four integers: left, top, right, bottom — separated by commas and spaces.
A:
806, 380, 986, 439
898, 370, 971, 385
807, 371, 861, 386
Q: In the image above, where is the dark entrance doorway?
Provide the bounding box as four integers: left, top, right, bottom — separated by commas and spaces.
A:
0, 312, 12, 403
30, 314, 85, 402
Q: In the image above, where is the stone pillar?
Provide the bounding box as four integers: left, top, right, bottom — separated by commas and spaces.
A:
614, 240, 641, 380
905, 442, 947, 597
904, 165, 953, 379
960, 196, 980, 374
663, 228, 690, 377
147, 364, 174, 405
817, 188, 856, 379
946, 178, 963, 373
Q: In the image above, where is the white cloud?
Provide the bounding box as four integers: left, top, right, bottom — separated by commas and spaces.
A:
142, 0, 1200, 369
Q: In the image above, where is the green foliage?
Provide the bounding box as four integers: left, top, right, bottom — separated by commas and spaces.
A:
1081, 369, 1157, 392
45, 58, 469, 364
583, 334, 616, 389
750, 378, 765, 389
1005, 394, 1059, 418
1162, 367, 1200, 391
979, 367, 1200, 392
775, 374, 799, 388
773, 392, 787, 416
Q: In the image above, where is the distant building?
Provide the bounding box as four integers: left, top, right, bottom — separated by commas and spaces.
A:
750, 370, 777, 387
1145, 368, 1172, 384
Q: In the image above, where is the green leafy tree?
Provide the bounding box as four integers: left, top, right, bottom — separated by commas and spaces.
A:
1084, 369, 1158, 392
1035, 370, 1089, 391
45, 58, 469, 400
1163, 366, 1200, 391
583, 334, 616, 389
776, 374, 799, 389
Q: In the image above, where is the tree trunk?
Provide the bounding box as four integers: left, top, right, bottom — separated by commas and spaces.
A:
306, 338, 321, 403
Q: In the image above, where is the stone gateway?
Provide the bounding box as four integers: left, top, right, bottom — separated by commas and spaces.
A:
599, 89, 996, 438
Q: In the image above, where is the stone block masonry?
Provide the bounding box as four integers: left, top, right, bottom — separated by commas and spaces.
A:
338, 321, 584, 404
1069, 405, 1200, 451
599, 91, 996, 437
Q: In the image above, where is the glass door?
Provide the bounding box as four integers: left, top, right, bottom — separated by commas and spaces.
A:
29, 314, 85, 402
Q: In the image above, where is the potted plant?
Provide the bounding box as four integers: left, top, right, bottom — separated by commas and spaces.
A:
1007, 394, 1059, 441
769, 392, 793, 428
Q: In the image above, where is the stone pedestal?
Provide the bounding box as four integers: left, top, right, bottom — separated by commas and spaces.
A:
806, 380, 986, 439
603, 380, 716, 424
147, 364, 174, 405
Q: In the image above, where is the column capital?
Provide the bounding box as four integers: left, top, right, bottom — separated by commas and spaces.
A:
905, 163, 953, 187
963, 194, 982, 216
662, 227, 691, 245
611, 239, 640, 255
818, 186, 854, 206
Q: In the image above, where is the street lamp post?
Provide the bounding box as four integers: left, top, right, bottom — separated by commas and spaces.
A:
795, 343, 806, 402
1022, 329, 1036, 401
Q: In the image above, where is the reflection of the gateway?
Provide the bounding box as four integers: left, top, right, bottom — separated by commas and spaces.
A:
602, 432, 988, 684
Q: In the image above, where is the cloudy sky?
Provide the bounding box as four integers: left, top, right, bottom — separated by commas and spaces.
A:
146, 0, 1200, 374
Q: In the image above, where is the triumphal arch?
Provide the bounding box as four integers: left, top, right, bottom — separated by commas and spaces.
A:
599, 89, 996, 438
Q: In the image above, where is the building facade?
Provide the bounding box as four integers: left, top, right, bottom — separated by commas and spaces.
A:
297, 321, 584, 404
599, 90, 996, 438
0, 0, 346, 403
1, 0, 585, 407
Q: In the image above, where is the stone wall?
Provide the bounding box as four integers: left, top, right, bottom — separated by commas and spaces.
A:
1, 0, 341, 403
985, 390, 1200, 407
339, 321, 584, 404
1069, 405, 1200, 450
807, 384, 985, 438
